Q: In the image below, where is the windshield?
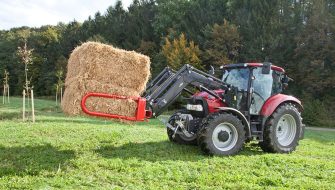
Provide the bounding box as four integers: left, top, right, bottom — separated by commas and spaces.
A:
222, 68, 250, 91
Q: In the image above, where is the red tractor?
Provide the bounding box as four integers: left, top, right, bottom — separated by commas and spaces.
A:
82, 63, 304, 156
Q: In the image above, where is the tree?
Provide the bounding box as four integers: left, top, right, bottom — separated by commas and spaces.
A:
153, 0, 231, 54
29, 26, 62, 96
2, 69, 10, 104
294, 0, 335, 96
124, 0, 157, 49
231, 0, 282, 62
17, 41, 34, 95
104, 1, 127, 46
55, 69, 64, 106
17, 41, 35, 122
203, 20, 241, 66
180, 0, 230, 46
87, 34, 108, 43
55, 55, 68, 74
137, 40, 157, 57
153, 0, 190, 36
59, 21, 82, 56
54, 55, 67, 105
162, 32, 203, 70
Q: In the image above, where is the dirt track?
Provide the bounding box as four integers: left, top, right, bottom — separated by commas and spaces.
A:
306, 127, 335, 132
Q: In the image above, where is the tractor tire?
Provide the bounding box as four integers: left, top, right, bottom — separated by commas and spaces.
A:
197, 113, 245, 156
259, 103, 302, 153
167, 110, 198, 145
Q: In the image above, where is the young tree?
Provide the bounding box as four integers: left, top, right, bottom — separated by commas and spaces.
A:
2, 69, 9, 104
55, 70, 64, 106
162, 33, 203, 70
17, 41, 35, 122
17, 41, 34, 96
54, 55, 67, 106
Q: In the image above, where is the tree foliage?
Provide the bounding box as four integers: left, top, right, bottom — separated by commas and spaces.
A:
294, 0, 335, 95
17, 41, 34, 93
162, 33, 202, 70
0, 0, 334, 106
203, 20, 241, 66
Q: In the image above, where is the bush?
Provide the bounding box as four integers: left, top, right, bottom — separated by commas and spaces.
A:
302, 95, 335, 128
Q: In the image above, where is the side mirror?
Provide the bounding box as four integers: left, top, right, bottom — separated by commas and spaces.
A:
208, 65, 215, 75
262, 62, 272, 74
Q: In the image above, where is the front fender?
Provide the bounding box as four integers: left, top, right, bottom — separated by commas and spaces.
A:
260, 94, 302, 117
216, 107, 251, 138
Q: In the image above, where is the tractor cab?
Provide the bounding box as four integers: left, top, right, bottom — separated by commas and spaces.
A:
220, 63, 286, 115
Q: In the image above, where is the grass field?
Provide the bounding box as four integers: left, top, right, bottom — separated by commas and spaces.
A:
0, 97, 334, 189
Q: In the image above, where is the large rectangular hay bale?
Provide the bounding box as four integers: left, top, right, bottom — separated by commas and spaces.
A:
62, 42, 150, 118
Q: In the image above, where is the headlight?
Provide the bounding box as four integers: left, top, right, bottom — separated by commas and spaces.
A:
186, 104, 203, 111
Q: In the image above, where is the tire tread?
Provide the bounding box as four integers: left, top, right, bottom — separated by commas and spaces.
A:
198, 112, 245, 156
260, 103, 302, 153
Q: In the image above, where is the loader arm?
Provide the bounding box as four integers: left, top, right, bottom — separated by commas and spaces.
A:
144, 67, 175, 96
145, 64, 227, 117
81, 64, 226, 121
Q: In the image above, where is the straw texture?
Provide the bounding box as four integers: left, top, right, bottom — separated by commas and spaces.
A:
62, 42, 150, 118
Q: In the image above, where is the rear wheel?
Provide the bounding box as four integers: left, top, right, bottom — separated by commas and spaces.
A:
198, 113, 245, 156
167, 111, 198, 145
259, 103, 302, 153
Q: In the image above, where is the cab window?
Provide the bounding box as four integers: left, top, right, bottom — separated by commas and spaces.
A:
252, 68, 273, 100
222, 68, 250, 91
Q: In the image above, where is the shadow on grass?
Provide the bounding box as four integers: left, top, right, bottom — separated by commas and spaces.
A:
35, 113, 141, 126
240, 142, 265, 156
0, 144, 75, 177
35, 118, 113, 125
96, 141, 264, 162
0, 112, 20, 120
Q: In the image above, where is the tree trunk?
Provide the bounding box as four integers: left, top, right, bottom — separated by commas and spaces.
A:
23, 90, 25, 121
7, 85, 9, 103
27, 90, 30, 108
60, 87, 63, 104
2, 86, 4, 104
56, 85, 58, 106
31, 90, 35, 123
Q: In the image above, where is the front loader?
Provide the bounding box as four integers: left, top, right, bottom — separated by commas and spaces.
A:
81, 63, 305, 156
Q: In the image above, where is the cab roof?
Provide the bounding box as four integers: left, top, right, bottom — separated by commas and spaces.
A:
222, 63, 285, 73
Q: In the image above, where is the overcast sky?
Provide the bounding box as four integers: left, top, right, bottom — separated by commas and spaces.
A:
0, 0, 133, 30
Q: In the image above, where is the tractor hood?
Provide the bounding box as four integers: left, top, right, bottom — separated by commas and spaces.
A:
193, 89, 225, 99
192, 89, 226, 113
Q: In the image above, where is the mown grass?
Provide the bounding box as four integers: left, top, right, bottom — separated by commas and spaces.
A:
0, 96, 334, 189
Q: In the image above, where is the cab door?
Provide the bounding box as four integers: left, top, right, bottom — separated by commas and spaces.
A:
222, 68, 250, 112
250, 68, 274, 115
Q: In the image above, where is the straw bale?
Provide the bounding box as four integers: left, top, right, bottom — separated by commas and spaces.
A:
62, 42, 150, 118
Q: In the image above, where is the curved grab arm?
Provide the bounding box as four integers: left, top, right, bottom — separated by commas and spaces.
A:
81, 92, 148, 121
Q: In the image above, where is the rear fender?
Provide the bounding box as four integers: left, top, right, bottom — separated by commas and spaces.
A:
260, 94, 303, 117
216, 107, 251, 138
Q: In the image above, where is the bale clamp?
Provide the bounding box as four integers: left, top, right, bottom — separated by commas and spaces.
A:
81, 92, 150, 121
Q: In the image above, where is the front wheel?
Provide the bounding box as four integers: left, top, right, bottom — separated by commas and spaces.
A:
198, 113, 245, 156
259, 103, 302, 153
